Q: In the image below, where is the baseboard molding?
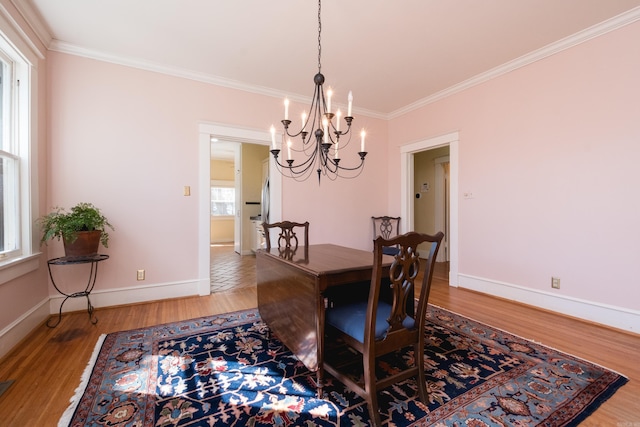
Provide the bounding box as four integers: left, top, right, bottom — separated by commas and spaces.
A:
0, 297, 50, 359
0, 279, 209, 360
458, 274, 640, 334
48, 278, 204, 314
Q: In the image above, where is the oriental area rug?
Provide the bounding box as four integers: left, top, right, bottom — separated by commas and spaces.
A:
59, 306, 627, 427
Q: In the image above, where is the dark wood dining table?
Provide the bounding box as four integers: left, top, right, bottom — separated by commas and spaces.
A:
256, 243, 392, 396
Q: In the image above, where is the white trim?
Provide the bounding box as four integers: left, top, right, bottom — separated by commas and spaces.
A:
401, 132, 459, 286
388, 6, 640, 119
0, 296, 49, 359
0, 253, 39, 285
48, 278, 201, 313
459, 274, 640, 334
47, 40, 387, 121
17, 6, 639, 120
198, 122, 282, 296
0, 3, 46, 61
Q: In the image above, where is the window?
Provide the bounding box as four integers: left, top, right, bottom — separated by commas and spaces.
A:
0, 52, 19, 258
211, 181, 235, 217
0, 23, 36, 276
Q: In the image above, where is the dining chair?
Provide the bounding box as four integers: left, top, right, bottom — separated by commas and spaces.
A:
324, 230, 444, 426
262, 220, 309, 251
371, 216, 401, 256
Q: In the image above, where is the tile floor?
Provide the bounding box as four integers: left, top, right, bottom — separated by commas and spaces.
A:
210, 243, 256, 293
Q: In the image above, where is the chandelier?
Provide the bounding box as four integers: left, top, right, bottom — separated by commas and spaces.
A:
269, 0, 367, 184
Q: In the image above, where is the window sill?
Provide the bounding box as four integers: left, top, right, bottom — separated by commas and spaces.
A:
0, 253, 41, 286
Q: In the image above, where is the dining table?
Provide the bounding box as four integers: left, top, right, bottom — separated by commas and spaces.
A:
256, 243, 393, 396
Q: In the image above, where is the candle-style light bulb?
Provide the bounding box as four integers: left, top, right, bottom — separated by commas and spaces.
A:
360, 129, 366, 152
335, 141, 339, 159
284, 98, 289, 120
270, 125, 276, 149
301, 111, 307, 128
347, 91, 353, 117
327, 88, 333, 113
336, 109, 341, 132
287, 139, 292, 160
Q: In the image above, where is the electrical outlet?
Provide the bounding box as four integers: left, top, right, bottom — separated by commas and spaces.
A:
137, 269, 145, 281
551, 277, 560, 289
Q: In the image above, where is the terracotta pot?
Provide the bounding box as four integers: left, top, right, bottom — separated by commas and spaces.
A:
63, 230, 102, 257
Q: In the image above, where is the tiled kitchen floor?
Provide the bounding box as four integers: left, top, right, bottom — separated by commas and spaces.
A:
210, 243, 256, 293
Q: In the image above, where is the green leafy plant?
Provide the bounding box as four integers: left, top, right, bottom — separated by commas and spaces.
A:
37, 202, 114, 247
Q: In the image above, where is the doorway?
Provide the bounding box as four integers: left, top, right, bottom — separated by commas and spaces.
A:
197, 123, 283, 296
400, 132, 458, 286
413, 147, 450, 262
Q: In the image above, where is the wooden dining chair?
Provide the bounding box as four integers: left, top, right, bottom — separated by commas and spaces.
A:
262, 221, 309, 251
371, 215, 401, 256
324, 230, 444, 426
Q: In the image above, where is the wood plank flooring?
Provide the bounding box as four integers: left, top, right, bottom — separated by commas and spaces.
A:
0, 251, 638, 426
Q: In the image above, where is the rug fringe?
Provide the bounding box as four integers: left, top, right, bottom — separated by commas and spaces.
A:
57, 334, 107, 427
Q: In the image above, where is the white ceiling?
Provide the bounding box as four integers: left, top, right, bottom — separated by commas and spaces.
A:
15, 0, 640, 118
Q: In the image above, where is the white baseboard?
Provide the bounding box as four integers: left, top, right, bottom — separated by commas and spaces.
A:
0, 297, 50, 359
458, 274, 640, 334
48, 278, 204, 314
0, 279, 209, 360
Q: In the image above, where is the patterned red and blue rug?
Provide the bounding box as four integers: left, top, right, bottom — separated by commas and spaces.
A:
59, 305, 627, 426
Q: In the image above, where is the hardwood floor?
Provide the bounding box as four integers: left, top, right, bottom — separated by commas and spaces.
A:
0, 256, 638, 426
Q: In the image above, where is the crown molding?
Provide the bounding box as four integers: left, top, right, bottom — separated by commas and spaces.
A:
12, 2, 640, 121
9, 0, 50, 50
1, 1, 45, 60
388, 6, 640, 119
48, 39, 388, 120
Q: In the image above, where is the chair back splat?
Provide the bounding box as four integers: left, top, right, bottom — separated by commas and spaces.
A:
371, 216, 401, 256
262, 221, 309, 251
324, 230, 444, 426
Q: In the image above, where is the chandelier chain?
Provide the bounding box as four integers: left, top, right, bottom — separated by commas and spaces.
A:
317, 0, 322, 73
269, 0, 367, 183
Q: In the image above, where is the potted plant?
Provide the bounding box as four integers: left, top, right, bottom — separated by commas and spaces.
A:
38, 202, 114, 257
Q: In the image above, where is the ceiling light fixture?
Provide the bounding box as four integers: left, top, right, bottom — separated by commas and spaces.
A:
269, 0, 367, 184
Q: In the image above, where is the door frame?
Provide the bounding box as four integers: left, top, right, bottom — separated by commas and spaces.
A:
198, 122, 282, 295
400, 132, 458, 286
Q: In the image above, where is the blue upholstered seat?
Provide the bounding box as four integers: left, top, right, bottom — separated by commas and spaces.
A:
326, 301, 415, 344
382, 246, 400, 256
322, 231, 444, 426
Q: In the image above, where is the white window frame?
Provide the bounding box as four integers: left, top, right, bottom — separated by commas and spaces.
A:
0, 16, 41, 285
210, 180, 235, 220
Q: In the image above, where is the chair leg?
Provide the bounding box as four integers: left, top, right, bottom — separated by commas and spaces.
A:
363, 358, 382, 426
415, 343, 428, 404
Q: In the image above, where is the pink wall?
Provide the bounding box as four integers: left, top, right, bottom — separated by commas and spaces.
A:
45, 52, 388, 296
389, 21, 640, 311
1, 4, 638, 342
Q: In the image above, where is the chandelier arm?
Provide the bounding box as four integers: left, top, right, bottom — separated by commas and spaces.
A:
270, 0, 367, 184
324, 153, 367, 172
271, 146, 318, 172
